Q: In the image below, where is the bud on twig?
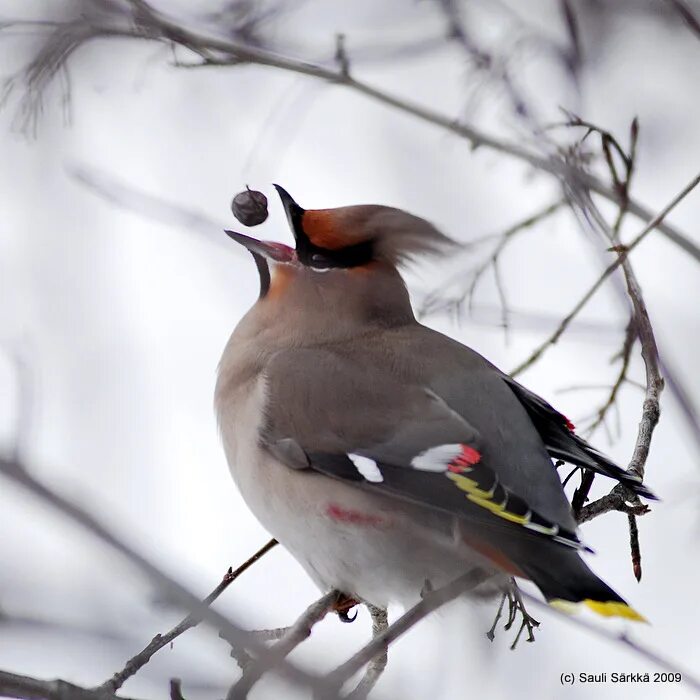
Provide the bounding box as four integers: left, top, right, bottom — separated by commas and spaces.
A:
231, 187, 268, 226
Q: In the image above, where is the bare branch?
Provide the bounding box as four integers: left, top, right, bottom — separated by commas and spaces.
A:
0, 458, 325, 695
169, 678, 185, 700
628, 512, 643, 582
511, 170, 700, 377
2, 5, 699, 261
572, 140, 666, 524
437, 0, 533, 121
220, 626, 293, 674
66, 163, 231, 251
577, 483, 650, 523
0, 669, 140, 700
100, 539, 278, 693
229, 590, 339, 699
421, 199, 565, 320
346, 606, 389, 700
325, 568, 491, 694
619, 264, 663, 483
582, 318, 637, 440
664, 0, 700, 39
334, 33, 350, 77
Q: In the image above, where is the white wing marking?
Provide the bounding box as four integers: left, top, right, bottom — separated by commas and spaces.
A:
411, 444, 463, 472
348, 453, 384, 483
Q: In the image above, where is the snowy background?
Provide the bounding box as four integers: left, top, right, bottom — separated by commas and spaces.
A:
1, 1, 699, 698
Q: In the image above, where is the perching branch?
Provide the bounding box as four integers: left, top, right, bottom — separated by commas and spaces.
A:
560, 120, 666, 582
567, 117, 638, 516
0, 457, 326, 696
345, 605, 389, 700
325, 569, 492, 695
100, 539, 279, 693
229, 590, 340, 699
577, 483, 650, 524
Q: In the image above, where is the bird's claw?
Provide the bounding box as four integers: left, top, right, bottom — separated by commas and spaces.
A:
332, 592, 359, 623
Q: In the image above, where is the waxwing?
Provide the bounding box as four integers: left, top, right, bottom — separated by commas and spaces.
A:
215, 185, 655, 621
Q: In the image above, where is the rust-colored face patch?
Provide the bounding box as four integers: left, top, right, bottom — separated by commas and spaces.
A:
302, 210, 350, 250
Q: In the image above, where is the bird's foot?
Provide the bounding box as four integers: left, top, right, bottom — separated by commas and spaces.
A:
332, 592, 359, 623
486, 578, 540, 648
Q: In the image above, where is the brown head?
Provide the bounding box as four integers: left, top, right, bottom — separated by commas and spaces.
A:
224, 186, 454, 340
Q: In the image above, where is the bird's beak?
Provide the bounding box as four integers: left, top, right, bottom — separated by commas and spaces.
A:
273, 184, 306, 243
224, 230, 295, 263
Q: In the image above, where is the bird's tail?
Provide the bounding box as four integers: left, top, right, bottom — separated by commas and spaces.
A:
518, 552, 646, 622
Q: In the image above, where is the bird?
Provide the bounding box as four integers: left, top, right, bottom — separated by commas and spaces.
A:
215, 185, 654, 623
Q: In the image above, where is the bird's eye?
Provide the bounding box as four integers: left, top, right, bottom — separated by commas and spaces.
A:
310, 253, 333, 272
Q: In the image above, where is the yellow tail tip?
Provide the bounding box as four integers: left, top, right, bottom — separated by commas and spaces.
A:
550, 598, 648, 623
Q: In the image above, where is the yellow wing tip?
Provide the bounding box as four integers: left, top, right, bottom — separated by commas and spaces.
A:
550, 598, 648, 623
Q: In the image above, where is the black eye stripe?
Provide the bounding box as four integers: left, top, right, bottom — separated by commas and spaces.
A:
310, 253, 332, 267
298, 239, 373, 269
284, 202, 373, 269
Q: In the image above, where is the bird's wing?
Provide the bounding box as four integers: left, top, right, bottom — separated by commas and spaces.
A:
367, 325, 655, 507
261, 346, 586, 552
502, 377, 656, 500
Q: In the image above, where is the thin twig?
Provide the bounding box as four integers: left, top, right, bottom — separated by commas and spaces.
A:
228, 590, 339, 699
0, 459, 325, 695
665, 0, 700, 39
220, 626, 291, 672
346, 605, 389, 700
421, 199, 564, 318
628, 512, 643, 582
3, 7, 699, 261
437, 0, 534, 122
334, 33, 349, 77
577, 483, 650, 524
67, 163, 232, 251
511, 170, 700, 377
100, 539, 278, 693
561, 119, 636, 514
325, 569, 491, 695
169, 678, 185, 700
583, 318, 638, 440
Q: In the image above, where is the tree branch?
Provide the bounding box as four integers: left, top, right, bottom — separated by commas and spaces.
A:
3, 4, 700, 261
228, 590, 339, 699
100, 539, 278, 693
577, 483, 650, 524
0, 669, 139, 700
325, 569, 491, 695
346, 605, 389, 700
420, 199, 565, 321
0, 458, 325, 695
511, 170, 700, 377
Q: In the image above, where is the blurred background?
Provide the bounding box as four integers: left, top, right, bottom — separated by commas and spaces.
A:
1, 1, 699, 698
